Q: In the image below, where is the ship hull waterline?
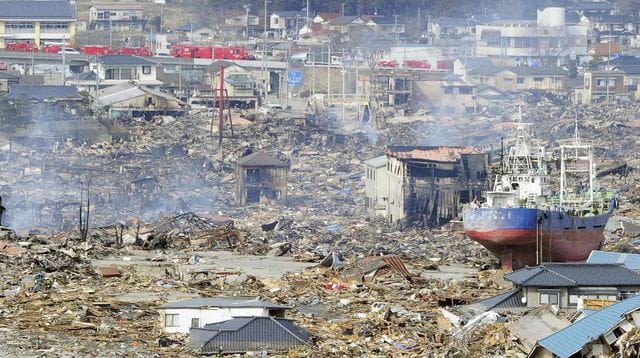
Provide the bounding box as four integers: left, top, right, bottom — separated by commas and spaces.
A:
463, 206, 612, 270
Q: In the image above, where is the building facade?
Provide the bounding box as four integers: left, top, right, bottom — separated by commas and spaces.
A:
0, 0, 77, 49
235, 151, 288, 205
475, 7, 587, 66
89, 4, 144, 31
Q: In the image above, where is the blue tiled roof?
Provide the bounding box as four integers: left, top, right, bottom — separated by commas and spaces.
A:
536, 295, 640, 357
191, 316, 312, 354
0, 1, 75, 19
7, 85, 80, 101
505, 263, 640, 287
588, 250, 640, 270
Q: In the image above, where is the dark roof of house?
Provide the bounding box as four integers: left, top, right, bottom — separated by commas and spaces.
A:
606, 55, 640, 66
364, 15, 405, 26
534, 295, 640, 357
0, 71, 21, 80
7, 85, 80, 101
67, 71, 101, 81
505, 263, 640, 287
158, 296, 290, 310
236, 151, 288, 167
432, 17, 471, 26
613, 65, 640, 75
469, 65, 502, 76
328, 15, 362, 26
464, 289, 527, 314
206, 60, 242, 73
0, 0, 75, 19
101, 55, 157, 66
272, 11, 306, 18
505, 66, 568, 76
190, 316, 312, 354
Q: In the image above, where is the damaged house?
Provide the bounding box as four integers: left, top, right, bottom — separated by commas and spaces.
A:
364, 146, 488, 227
235, 151, 289, 205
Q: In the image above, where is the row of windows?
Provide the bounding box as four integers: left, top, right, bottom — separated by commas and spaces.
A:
540, 292, 635, 306
6, 22, 34, 29
164, 314, 200, 328
41, 22, 68, 30
104, 66, 151, 80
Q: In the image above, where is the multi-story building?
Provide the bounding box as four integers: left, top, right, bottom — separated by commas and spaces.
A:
89, 4, 144, 32
574, 69, 627, 104
475, 7, 588, 66
0, 0, 77, 49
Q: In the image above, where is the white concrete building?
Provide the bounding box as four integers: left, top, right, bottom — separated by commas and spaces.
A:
157, 297, 290, 334
363, 155, 388, 218
475, 7, 588, 66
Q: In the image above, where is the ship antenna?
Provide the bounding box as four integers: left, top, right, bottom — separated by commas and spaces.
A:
500, 137, 505, 174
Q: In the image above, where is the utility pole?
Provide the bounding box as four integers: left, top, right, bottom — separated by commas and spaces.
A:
607, 25, 611, 102
394, 14, 399, 45
327, 40, 331, 97
262, 0, 268, 104
109, 16, 113, 48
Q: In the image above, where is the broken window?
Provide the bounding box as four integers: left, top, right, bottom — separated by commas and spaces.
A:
165, 314, 179, 327
246, 189, 260, 203
246, 168, 260, 183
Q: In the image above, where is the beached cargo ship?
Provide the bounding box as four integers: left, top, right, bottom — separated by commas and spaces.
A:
463, 116, 615, 269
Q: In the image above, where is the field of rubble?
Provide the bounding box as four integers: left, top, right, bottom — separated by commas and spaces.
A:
1, 93, 640, 356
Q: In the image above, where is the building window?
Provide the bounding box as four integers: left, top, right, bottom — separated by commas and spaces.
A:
443, 86, 453, 94
540, 292, 558, 305
459, 86, 473, 94
517, 78, 524, 84
165, 314, 179, 327
191, 318, 200, 328
596, 78, 615, 87
41, 22, 68, 30
533, 77, 543, 82
142, 66, 151, 74
569, 294, 579, 306
5, 22, 34, 30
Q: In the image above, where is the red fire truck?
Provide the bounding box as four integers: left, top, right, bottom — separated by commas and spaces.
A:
170, 44, 252, 60
80, 45, 113, 55
6, 42, 37, 52
117, 47, 152, 57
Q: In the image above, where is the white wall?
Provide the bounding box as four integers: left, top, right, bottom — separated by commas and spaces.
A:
159, 307, 268, 334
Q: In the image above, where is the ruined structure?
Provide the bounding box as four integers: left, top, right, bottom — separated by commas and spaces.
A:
364, 146, 488, 227
235, 151, 288, 205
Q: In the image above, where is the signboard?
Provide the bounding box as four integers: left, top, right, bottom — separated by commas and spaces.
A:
287, 71, 302, 86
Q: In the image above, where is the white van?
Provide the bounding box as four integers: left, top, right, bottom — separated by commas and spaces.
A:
58, 47, 80, 55
259, 103, 284, 114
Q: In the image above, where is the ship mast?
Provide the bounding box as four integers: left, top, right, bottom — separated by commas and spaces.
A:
560, 109, 594, 210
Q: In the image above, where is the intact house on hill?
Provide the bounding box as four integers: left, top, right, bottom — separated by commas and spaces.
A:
198, 60, 258, 109
89, 4, 144, 32
93, 55, 163, 89
190, 316, 313, 354
363, 146, 489, 227
157, 296, 289, 334
235, 151, 289, 205
465, 263, 640, 315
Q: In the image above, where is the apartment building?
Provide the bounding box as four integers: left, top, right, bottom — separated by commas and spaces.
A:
0, 0, 77, 49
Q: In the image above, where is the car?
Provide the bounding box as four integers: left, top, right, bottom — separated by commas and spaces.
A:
58, 47, 80, 55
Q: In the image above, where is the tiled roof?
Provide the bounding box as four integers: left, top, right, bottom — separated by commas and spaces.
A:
463, 289, 528, 314
158, 296, 290, 310
236, 151, 288, 167
505, 263, 640, 287
535, 295, 640, 357
101, 55, 157, 66
7, 85, 80, 101
387, 146, 482, 162
0, 1, 75, 19
191, 316, 312, 354
505, 66, 568, 76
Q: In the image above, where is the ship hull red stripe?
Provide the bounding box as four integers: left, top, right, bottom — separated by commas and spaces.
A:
467, 228, 605, 269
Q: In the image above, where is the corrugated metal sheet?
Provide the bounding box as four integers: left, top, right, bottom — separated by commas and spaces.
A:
536, 295, 640, 357
587, 250, 640, 271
